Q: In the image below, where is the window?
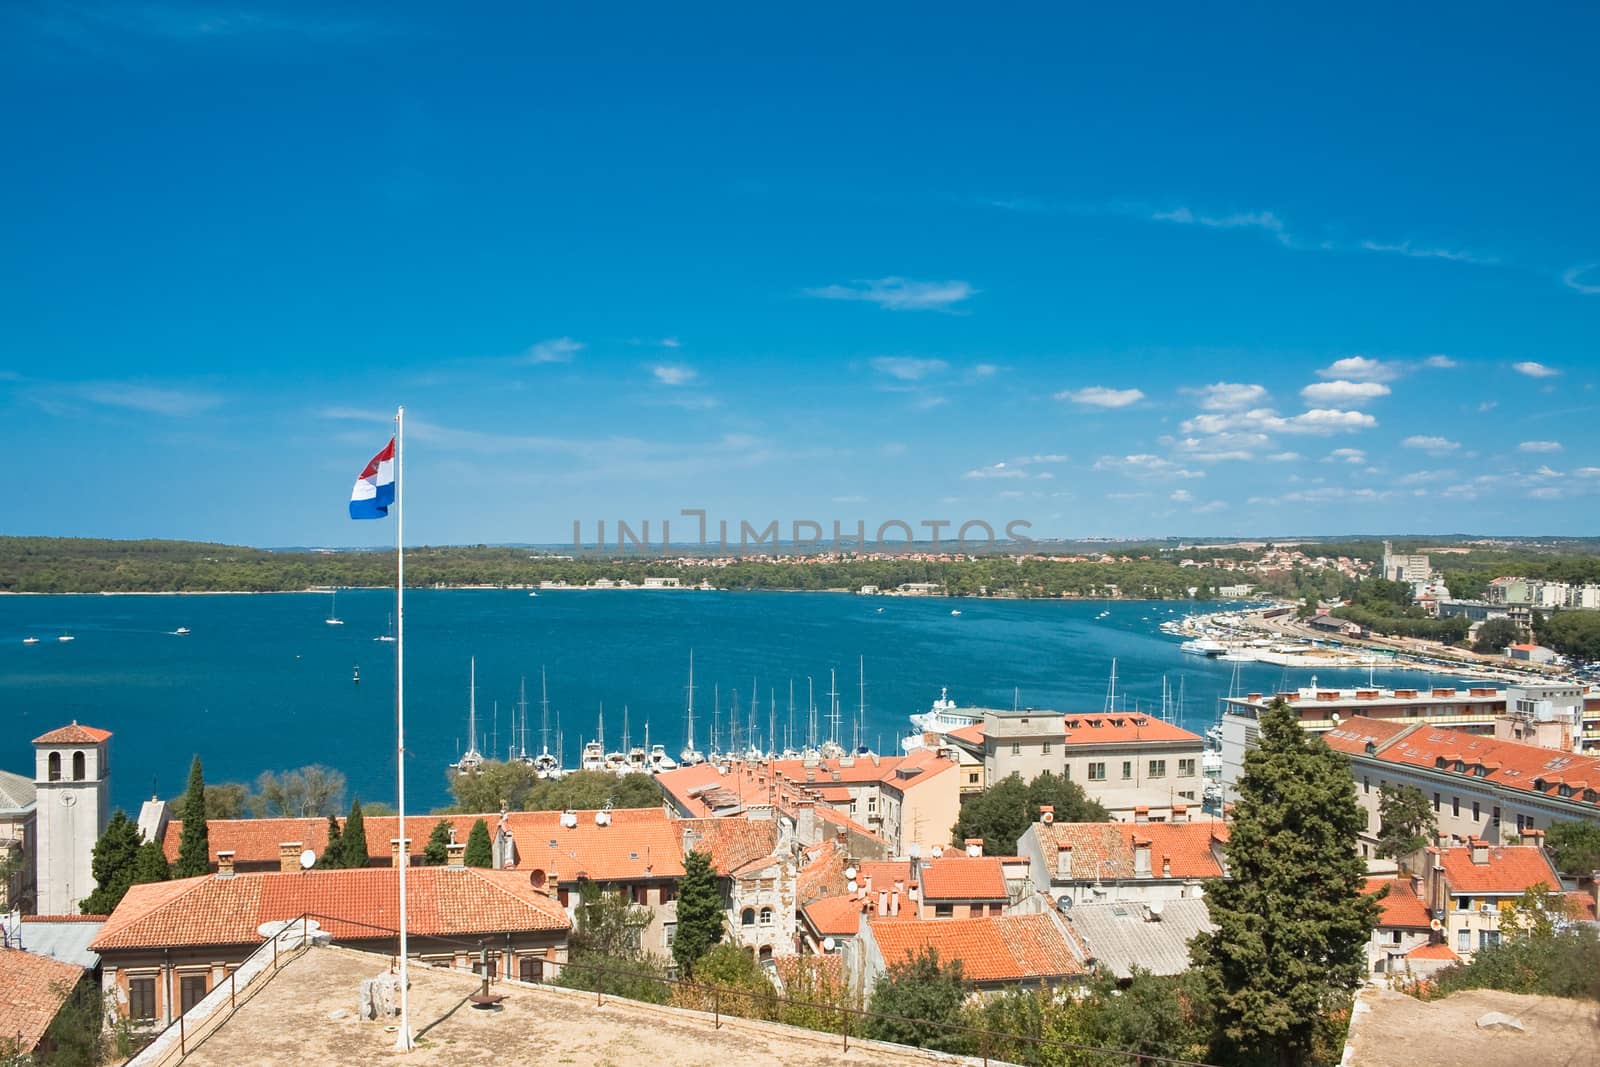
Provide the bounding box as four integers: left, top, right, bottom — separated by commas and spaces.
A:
1178, 759, 1195, 778
1452, 797, 1460, 818
1391, 930, 1402, 945
1492, 806, 1501, 826
129, 977, 156, 1021
72, 751, 86, 781
1148, 760, 1166, 779
1363, 776, 1370, 794
968, 772, 980, 784
1456, 928, 1470, 952
1121, 761, 1132, 780
180, 975, 207, 1013
1433, 792, 1441, 812
1455, 896, 1472, 912
659, 883, 675, 904
741, 908, 755, 926
48, 752, 61, 782
1041, 742, 1052, 755
1063, 763, 1071, 780
634, 885, 650, 906
1472, 801, 1481, 821
520, 956, 543, 983
664, 923, 677, 946
759, 907, 773, 925
867, 797, 877, 813
1088, 762, 1106, 782
1011, 742, 1021, 756
935, 904, 953, 917
1479, 930, 1501, 950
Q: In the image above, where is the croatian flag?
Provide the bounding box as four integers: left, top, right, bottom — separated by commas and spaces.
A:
350, 438, 396, 519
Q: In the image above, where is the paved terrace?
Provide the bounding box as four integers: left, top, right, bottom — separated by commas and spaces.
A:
178, 945, 980, 1067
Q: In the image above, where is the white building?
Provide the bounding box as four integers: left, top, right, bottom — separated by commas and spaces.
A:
33, 723, 112, 916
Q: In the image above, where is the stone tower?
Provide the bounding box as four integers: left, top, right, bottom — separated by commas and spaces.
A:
33, 722, 112, 915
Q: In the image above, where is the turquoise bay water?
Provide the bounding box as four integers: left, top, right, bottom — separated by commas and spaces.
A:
1, 591, 1468, 815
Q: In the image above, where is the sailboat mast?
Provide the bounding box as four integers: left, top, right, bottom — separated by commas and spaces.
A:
787, 679, 795, 754
468, 656, 478, 757
769, 690, 776, 759
828, 669, 840, 745
856, 655, 866, 753
807, 676, 816, 748
518, 677, 529, 759
686, 651, 697, 752
712, 684, 720, 755
540, 668, 551, 755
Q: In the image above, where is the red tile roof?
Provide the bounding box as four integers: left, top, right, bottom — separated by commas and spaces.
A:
32, 723, 112, 745
855, 859, 913, 890
1034, 819, 1228, 881
803, 894, 868, 937
869, 914, 1085, 983
0, 948, 85, 1051
920, 856, 1007, 901
1363, 876, 1432, 929
163, 808, 687, 882
938, 717, 1201, 747
678, 818, 782, 876
91, 867, 569, 952
1434, 845, 1562, 896
1321, 718, 1414, 755
1406, 942, 1459, 961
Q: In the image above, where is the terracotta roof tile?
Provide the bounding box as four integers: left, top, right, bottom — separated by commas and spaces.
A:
1435, 845, 1562, 896
678, 819, 782, 876
1406, 942, 1459, 960
91, 867, 568, 952
1363, 876, 1431, 929
1034, 819, 1227, 881
31, 723, 112, 745
803, 894, 868, 937
868, 914, 1085, 983
920, 856, 1007, 901
0, 948, 85, 1051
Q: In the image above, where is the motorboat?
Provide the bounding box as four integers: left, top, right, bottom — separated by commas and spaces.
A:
1179, 638, 1227, 657
22, 637, 40, 645
647, 744, 678, 773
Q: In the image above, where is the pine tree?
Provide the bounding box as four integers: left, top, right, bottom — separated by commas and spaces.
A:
1191, 699, 1380, 1067
132, 839, 171, 884
340, 799, 369, 869
1375, 783, 1436, 864
173, 756, 210, 878
81, 810, 142, 914
423, 819, 453, 866
673, 849, 724, 976
318, 814, 345, 869
464, 817, 493, 867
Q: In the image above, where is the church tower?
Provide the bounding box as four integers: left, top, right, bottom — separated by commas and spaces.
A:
33, 722, 111, 915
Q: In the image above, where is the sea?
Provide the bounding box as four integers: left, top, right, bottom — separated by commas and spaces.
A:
0, 590, 1468, 815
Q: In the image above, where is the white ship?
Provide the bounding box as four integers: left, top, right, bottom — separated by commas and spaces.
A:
1179, 638, 1227, 657
907, 687, 985, 735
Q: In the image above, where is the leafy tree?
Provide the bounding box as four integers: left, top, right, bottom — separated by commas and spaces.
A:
169, 781, 250, 821
422, 819, 454, 866
340, 799, 369, 868
865, 946, 971, 1054
318, 814, 345, 869
1473, 618, 1523, 655
952, 771, 1109, 856
1538, 609, 1600, 661
132, 839, 171, 885
449, 763, 666, 814
464, 817, 493, 867
1544, 820, 1600, 879
173, 756, 210, 878
81, 810, 143, 914
1375, 783, 1436, 864
676, 943, 776, 1019
557, 883, 668, 1002
1435, 886, 1600, 1000
1079, 969, 1213, 1065
673, 849, 723, 976
40, 978, 105, 1067
1190, 699, 1379, 1067
252, 765, 347, 817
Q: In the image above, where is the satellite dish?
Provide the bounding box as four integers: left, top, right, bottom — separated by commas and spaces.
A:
1055, 895, 1073, 912
1331, 713, 1341, 725
300, 849, 316, 870
843, 866, 858, 881
822, 937, 836, 952
1190, 885, 1205, 899
1147, 900, 1165, 916
931, 846, 943, 858
1429, 918, 1443, 931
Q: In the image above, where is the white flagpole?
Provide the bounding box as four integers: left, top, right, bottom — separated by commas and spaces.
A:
395, 405, 411, 1051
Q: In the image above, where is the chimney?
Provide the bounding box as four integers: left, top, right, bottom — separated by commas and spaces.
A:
1038, 804, 1055, 825
965, 837, 983, 858
216, 850, 236, 878
390, 838, 411, 868
795, 799, 817, 845
446, 840, 467, 869
1161, 854, 1172, 879
1056, 844, 1073, 881
1523, 828, 1546, 847
890, 888, 900, 916
1133, 837, 1152, 878
1134, 805, 1150, 824
1172, 804, 1188, 824
279, 842, 302, 874
1471, 838, 1489, 865
877, 889, 887, 916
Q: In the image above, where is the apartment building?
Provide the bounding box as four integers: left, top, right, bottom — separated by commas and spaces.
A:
1418, 841, 1565, 960
1016, 814, 1228, 908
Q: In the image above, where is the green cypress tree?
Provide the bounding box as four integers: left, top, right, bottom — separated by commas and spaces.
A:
318, 814, 345, 869
672, 849, 723, 976
1190, 699, 1380, 1067
173, 756, 210, 878
340, 799, 369, 869
132, 839, 171, 884
423, 819, 453, 866
81, 810, 142, 914
463, 817, 493, 868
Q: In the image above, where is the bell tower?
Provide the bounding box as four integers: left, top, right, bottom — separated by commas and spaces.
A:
33, 722, 111, 915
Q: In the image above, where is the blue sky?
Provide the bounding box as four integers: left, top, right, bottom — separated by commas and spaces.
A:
2, 3, 1598, 547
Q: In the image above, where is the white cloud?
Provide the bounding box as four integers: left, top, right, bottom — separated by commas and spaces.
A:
1528, 487, 1564, 500
1277, 487, 1395, 503
1478, 400, 1499, 413
871, 356, 949, 381
1326, 448, 1366, 465
963, 462, 1026, 480
1519, 440, 1563, 453
1170, 432, 1268, 463
1016, 453, 1069, 465
1512, 361, 1560, 378
1180, 407, 1377, 436
1265, 451, 1301, 462
1186, 381, 1269, 411
1402, 435, 1460, 455
1359, 240, 1496, 266
1300, 380, 1391, 405
1152, 207, 1292, 247
806, 277, 975, 311
1056, 386, 1145, 408
74, 383, 225, 417
523, 337, 583, 363
1532, 465, 1564, 480
1575, 467, 1600, 479
1315, 356, 1400, 382
970, 363, 999, 378
1563, 265, 1600, 295
660, 337, 682, 349
650, 363, 697, 386
1169, 489, 1193, 502
1105, 491, 1152, 501
1193, 500, 1227, 514
1398, 469, 1453, 485
1423, 355, 1457, 369
1093, 454, 1204, 479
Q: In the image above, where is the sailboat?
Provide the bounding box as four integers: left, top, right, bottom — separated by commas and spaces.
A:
819, 669, 846, 759
532, 669, 562, 778
373, 613, 396, 643
324, 588, 344, 626
621, 707, 648, 773
448, 657, 484, 775
679, 651, 705, 766
580, 705, 607, 772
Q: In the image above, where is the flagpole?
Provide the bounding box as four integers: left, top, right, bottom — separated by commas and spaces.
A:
395, 405, 411, 1051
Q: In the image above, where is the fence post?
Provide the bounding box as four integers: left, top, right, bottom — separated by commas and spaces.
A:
230, 969, 236, 1011
981, 1027, 989, 1067
179, 1011, 186, 1056
274, 933, 279, 971
841, 1003, 848, 1052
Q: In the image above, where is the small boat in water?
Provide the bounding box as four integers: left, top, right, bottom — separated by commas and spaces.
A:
373, 613, 396, 643
352, 664, 361, 684
950, 609, 962, 616
324, 589, 343, 626
173, 627, 191, 636
22, 637, 40, 645
1180, 638, 1226, 657
58, 633, 75, 643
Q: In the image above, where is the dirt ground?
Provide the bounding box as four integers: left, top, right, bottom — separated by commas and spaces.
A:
178, 946, 971, 1067
1345, 985, 1600, 1067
